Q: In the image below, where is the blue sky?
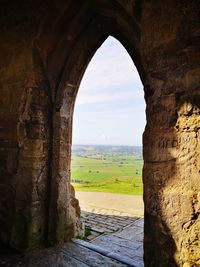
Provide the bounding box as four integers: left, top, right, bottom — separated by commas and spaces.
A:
72, 36, 146, 146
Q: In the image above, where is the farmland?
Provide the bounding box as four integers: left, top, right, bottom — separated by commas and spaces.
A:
71, 145, 143, 195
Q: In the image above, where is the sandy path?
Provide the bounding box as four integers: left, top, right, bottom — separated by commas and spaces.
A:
75, 191, 144, 217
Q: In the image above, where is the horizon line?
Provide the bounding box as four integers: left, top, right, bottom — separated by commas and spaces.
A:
72, 143, 142, 147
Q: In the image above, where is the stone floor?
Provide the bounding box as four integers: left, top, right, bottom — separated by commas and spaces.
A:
0, 213, 144, 267
0, 242, 129, 267
81, 210, 141, 241
78, 215, 144, 267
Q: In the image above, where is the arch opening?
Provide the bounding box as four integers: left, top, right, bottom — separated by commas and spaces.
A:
70, 36, 145, 262
47, 9, 146, 248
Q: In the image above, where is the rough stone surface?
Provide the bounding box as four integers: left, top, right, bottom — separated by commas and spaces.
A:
91, 218, 144, 266
0, 1, 199, 266
0, 219, 144, 267
0, 241, 128, 267
81, 211, 139, 238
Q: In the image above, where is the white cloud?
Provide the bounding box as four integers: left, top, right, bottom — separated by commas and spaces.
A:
100, 134, 109, 141
75, 89, 143, 105
75, 36, 143, 105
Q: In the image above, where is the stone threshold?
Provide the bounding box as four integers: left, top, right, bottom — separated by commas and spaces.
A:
73, 239, 140, 267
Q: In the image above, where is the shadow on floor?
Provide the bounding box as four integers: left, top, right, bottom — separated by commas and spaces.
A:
0, 214, 144, 267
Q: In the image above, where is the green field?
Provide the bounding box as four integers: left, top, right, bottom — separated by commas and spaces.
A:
71, 149, 143, 195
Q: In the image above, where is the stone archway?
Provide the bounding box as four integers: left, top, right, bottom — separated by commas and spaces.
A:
52, 33, 143, 237
0, 1, 199, 266
37, 2, 146, 248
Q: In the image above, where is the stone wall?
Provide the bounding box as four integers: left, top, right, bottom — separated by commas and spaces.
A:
0, 2, 52, 249
141, 1, 200, 265
0, 0, 199, 266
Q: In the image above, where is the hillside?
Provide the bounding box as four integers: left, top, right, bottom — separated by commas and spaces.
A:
71, 145, 143, 195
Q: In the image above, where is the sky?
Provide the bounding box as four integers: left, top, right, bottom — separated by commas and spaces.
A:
72, 36, 146, 146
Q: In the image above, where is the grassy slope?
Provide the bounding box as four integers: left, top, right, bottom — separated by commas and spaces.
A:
71, 154, 143, 195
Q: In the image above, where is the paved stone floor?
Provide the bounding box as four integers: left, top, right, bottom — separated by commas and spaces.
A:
81, 210, 141, 240
0, 242, 129, 267
0, 211, 144, 267
78, 215, 144, 267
